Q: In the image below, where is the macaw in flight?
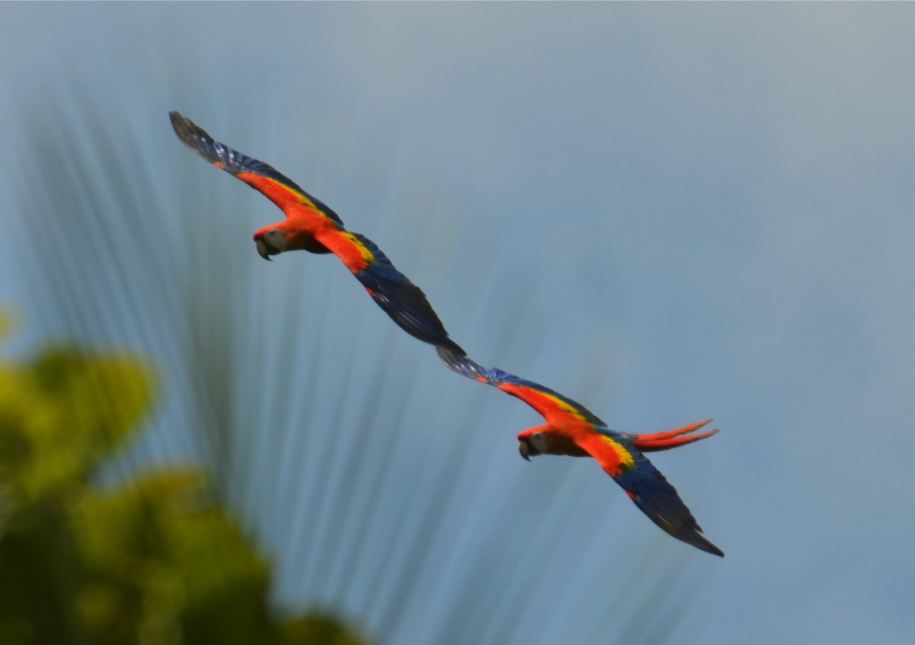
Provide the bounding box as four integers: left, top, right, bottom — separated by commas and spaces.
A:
437, 347, 723, 557
169, 112, 464, 356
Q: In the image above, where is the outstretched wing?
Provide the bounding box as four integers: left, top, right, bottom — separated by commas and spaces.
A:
315, 228, 463, 351
169, 111, 343, 225
575, 431, 724, 557
492, 372, 606, 427
435, 350, 605, 426
491, 371, 606, 427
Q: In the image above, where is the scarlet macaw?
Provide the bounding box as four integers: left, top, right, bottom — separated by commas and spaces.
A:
437, 347, 723, 556
169, 112, 464, 355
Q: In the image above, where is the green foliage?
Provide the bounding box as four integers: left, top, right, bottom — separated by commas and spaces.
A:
0, 326, 366, 645
0, 313, 13, 341
0, 345, 154, 501
281, 614, 365, 645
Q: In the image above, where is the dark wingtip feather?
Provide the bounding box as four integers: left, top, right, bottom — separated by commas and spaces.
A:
704, 540, 725, 558
616, 449, 725, 557
169, 111, 196, 144
635, 495, 725, 557
679, 530, 724, 557
436, 345, 491, 383
168, 111, 220, 164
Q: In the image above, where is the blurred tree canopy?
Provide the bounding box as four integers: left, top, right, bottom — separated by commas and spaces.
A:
0, 314, 365, 645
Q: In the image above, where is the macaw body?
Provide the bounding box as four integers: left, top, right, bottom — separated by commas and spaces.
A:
169, 112, 463, 354
437, 347, 723, 557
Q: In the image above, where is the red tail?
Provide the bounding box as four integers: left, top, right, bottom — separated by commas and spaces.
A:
630, 418, 718, 452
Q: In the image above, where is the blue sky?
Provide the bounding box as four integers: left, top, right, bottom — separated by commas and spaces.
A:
1, 4, 913, 644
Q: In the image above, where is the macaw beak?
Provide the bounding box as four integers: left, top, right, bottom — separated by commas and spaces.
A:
255, 237, 273, 261
518, 441, 531, 462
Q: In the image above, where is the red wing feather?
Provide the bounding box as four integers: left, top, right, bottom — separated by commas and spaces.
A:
496, 382, 600, 429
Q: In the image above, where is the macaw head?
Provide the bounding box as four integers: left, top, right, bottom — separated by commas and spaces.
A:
253, 226, 290, 261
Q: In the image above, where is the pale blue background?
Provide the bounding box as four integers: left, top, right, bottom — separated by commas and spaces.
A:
1, 4, 913, 644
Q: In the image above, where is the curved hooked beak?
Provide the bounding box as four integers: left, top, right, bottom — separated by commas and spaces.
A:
255, 237, 273, 262
518, 440, 532, 462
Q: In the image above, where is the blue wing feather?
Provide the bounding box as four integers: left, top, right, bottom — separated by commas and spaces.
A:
609, 440, 724, 556
351, 233, 463, 352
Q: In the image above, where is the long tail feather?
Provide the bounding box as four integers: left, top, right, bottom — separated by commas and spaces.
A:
628, 418, 719, 452
633, 429, 718, 452
634, 418, 713, 442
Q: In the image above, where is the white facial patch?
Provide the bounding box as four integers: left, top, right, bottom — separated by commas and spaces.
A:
529, 433, 550, 453
264, 229, 288, 251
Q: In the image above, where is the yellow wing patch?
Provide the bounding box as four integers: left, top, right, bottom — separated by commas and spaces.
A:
315, 229, 378, 273
539, 391, 589, 421
339, 232, 376, 265
601, 435, 636, 469
498, 383, 592, 425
